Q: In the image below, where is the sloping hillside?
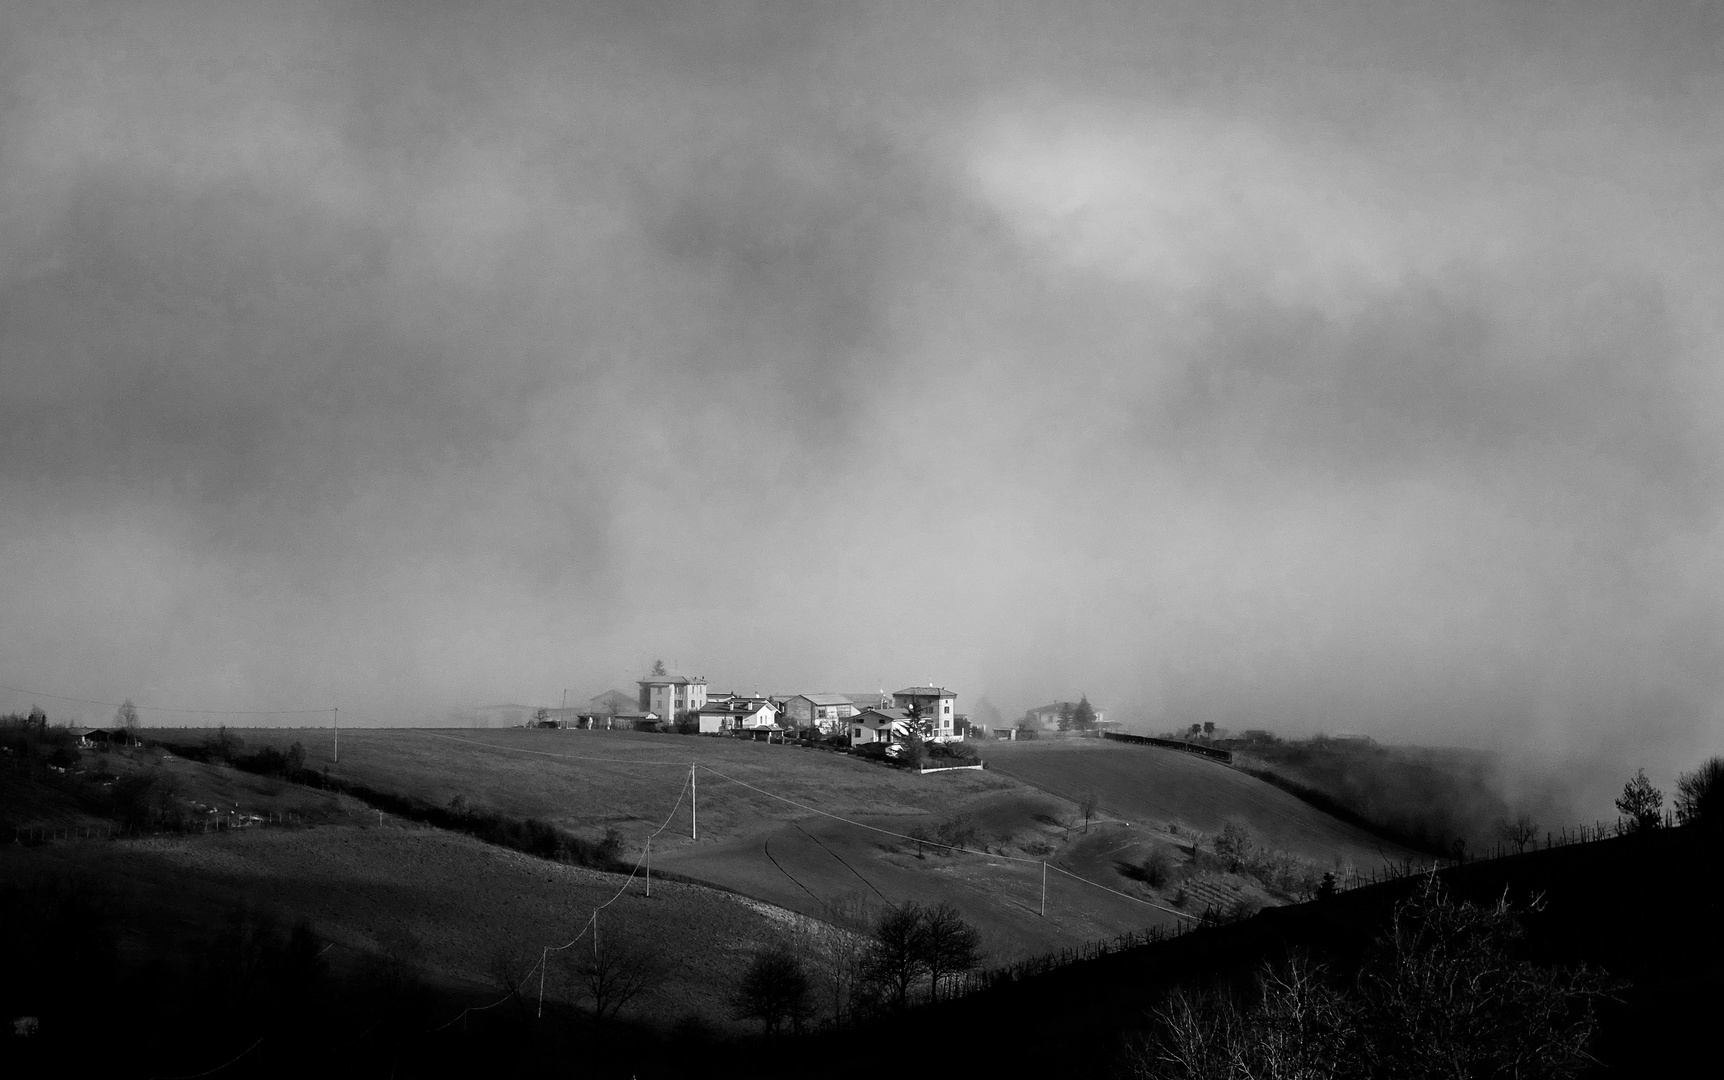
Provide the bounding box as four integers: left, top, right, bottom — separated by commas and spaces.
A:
983, 739, 1421, 865
0, 822, 794, 1028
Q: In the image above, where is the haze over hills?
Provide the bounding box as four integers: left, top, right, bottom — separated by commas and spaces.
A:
3, 0, 1722, 804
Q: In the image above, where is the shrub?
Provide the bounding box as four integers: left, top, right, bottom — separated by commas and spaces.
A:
1213, 819, 1254, 870
926, 741, 980, 765
594, 826, 624, 865
1140, 846, 1178, 889
934, 814, 983, 851
895, 734, 929, 769
203, 725, 245, 762
1129, 881, 1618, 1079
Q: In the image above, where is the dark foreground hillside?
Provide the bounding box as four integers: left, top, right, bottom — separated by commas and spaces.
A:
748, 823, 1721, 1079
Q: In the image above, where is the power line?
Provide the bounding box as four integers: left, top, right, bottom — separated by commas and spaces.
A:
0, 683, 332, 716
693, 764, 1194, 921
439, 769, 694, 1028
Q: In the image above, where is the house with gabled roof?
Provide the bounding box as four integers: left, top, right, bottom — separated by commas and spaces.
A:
1023, 699, 1108, 732
780, 694, 861, 734
693, 697, 781, 736
892, 686, 961, 743
848, 707, 914, 746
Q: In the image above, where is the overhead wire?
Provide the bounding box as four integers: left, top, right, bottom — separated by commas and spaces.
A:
693, 763, 1195, 921
0, 682, 332, 716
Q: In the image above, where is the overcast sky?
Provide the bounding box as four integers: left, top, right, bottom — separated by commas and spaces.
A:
2, 1, 1719, 795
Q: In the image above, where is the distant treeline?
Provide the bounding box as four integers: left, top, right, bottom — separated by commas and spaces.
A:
1229, 734, 1519, 855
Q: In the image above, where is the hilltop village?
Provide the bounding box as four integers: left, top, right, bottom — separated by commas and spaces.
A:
471, 673, 1116, 750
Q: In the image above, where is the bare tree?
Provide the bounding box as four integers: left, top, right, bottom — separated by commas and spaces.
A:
1674, 756, 1724, 827
733, 942, 811, 1037
1496, 814, 1539, 854
565, 930, 663, 1024
864, 903, 928, 1011
489, 947, 538, 1021
818, 893, 875, 1027
114, 699, 139, 739
1079, 790, 1100, 834
919, 902, 982, 1002
1127, 880, 1616, 1080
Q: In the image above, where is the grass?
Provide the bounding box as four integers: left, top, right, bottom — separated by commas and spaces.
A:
0, 819, 792, 1030
156, 726, 1017, 849
982, 738, 1418, 866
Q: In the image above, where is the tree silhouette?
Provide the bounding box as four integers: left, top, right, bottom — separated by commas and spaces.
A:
733, 942, 811, 1036
1614, 769, 1664, 831
919, 903, 981, 1002
1674, 757, 1724, 827
1072, 695, 1097, 732
865, 904, 929, 1011
114, 699, 139, 735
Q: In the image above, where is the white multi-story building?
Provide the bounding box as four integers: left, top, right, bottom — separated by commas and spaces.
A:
891, 686, 960, 742
637, 674, 708, 721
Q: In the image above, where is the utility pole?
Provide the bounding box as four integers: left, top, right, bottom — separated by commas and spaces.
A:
1040, 860, 1047, 917
691, 763, 697, 841
593, 908, 600, 958
333, 707, 339, 765
645, 836, 651, 898
537, 947, 547, 1017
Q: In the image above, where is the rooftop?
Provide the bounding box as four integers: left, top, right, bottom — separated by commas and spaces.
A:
893, 686, 956, 698
794, 693, 857, 706
638, 675, 706, 686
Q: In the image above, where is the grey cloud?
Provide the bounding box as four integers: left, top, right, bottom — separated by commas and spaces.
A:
0, 0, 1719, 810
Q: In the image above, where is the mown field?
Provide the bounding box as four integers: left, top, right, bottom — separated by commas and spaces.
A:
139, 728, 1420, 962
183, 726, 1015, 848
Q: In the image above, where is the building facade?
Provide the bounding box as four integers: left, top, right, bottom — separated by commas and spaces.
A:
891, 686, 960, 742
637, 675, 708, 722
781, 694, 860, 734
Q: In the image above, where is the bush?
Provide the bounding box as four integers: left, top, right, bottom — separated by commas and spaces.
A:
1129, 880, 1618, 1079
926, 742, 980, 765
934, 814, 983, 851
895, 734, 929, 769
1213, 819, 1254, 870
1140, 846, 1178, 889
203, 725, 245, 762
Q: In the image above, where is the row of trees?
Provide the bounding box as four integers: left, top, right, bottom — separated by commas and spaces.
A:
731, 900, 984, 1035
1614, 758, 1724, 831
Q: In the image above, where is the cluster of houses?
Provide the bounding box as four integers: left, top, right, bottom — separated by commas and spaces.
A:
475, 677, 1116, 747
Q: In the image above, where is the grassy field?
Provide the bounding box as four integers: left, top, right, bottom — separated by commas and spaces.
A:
0, 820, 795, 1030
134, 728, 1426, 963
982, 739, 1422, 865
